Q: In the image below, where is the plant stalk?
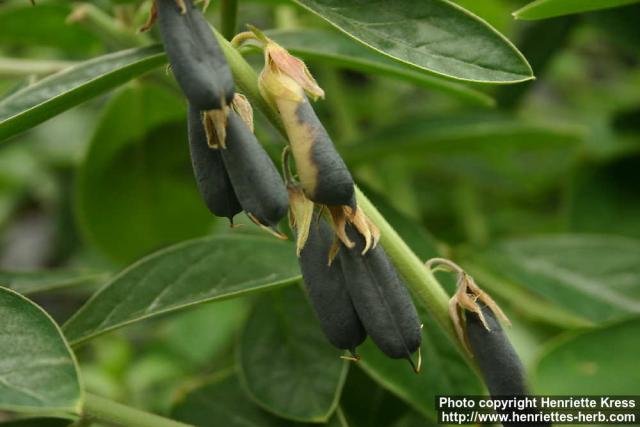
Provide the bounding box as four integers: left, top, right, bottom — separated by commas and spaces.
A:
213, 29, 460, 349
83, 393, 193, 427
220, 0, 239, 40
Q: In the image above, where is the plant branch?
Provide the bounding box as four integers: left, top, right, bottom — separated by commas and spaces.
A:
83, 393, 193, 427
220, 0, 239, 40
213, 29, 460, 350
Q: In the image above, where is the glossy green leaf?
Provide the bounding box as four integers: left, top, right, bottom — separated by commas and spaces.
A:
263, 29, 494, 106
75, 84, 211, 263
469, 235, 640, 324
533, 317, 640, 393
0, 46, 165, 142
514, 0, 640, 20
238, 286, 348, 422
0, 3, 101, 55
342, 116, 583, 193
0, 287, 82, 413
62, 235, 300, 346
172, 373, 347, 426
292, 0, 533, 83
358, 306, 482, 421
0, 270, 108, 295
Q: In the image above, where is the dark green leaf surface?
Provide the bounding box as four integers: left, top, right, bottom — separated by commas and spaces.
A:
0, 287, 81, 413
238, 286, 348, 422
342, 116, 583, 193
263, 29, 494, 106
514, 0, 640, 20
0, 270, 108, 295
172, 374, 347, 426
62, 235, 300, 346
358, 306, 482, 420
75, 84, 211, 263
0, 46, 165, 141
469, 235, 640, 324
534, 317, 640, 394
292, 0, 533, 83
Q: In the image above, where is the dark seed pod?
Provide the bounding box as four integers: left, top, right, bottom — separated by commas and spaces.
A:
156, 0, 234, 110
339, 226, 421, 361
187, 104, 241, 221
466, 303, 548, 427
466, 302, 527, 397
220, 111, 289, 232
298, 218, 366, 353
288, 97, 355, 207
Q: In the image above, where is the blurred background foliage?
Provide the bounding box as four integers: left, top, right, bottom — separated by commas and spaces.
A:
0, 0, 639, 425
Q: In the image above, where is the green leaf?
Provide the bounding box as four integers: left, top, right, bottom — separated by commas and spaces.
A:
0, 287, 82, 414
468, 235, 640, 325
0, 3, 102, 55
533, 317, 640, 393
568, 159, 640, 239
358, 306, 482, 421
172, 373, 347, 426
514, 0, 640, 20
0, 270, 108, 295
75, 84, 211, 263
238, 286, 348, 423
263, 29, 494, 107
342, 116, 583, 193
62, 235, 300, 346
0, 46, 165, 142
292, 0, 533, 83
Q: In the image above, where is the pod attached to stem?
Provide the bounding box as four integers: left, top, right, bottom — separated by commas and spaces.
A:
154, 0, 234, 110
236, 27, 355, 207
220, 103, 289, 238
187, 104, 241, 222
339, 225, 422, 371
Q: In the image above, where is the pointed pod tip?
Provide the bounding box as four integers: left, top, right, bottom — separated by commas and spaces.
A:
406, 346, 422, 374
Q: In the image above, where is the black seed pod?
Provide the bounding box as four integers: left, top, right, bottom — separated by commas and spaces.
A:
466, 303, 548, 427
466, 302, 527, 397
220, 111, 289, 231
282, 96, 355, 207
156, 0, 234, 110
187, 104, 241, 221
339, 226, 421, 360
298, 218, 366, 352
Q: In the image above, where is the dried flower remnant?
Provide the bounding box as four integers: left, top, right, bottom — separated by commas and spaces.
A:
425, 258, 509, 354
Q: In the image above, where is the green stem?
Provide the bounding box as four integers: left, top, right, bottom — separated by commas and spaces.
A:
220, 0, 239, 40
83, 393, 192, 427
213, 29, 460, 350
